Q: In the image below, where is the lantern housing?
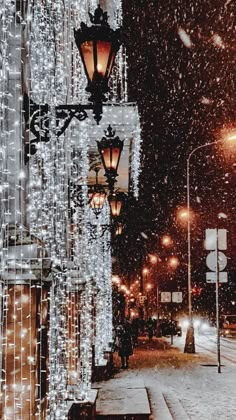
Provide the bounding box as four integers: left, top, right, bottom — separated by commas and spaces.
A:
74, 5, 122, 123
115, 223, 123, 236
109, 192, 126, 217
88, 168, 107, 217
97, 125, 124, 192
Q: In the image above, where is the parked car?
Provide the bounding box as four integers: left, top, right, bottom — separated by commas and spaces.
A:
220, 315, 236, 337
157, 320, 182, 337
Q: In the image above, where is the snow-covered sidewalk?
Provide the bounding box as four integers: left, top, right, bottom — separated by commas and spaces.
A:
94, 336, 236, 419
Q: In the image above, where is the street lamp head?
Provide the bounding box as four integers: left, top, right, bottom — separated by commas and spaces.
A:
115, 222, 123, 236
88, 168, 107, 217
109, 191, 127, 218
109, 192, 126, 217
97, 125, 124, 192
74, 6, 122, 124
88, 184, 107, 217
220, 127, 236, 143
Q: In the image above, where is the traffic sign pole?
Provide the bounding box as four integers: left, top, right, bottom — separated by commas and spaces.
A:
216, 234, 221, 373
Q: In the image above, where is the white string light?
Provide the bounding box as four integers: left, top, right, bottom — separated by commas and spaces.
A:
0, 0, 142, 418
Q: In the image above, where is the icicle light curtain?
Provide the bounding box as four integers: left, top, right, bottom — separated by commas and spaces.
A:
0, 0, 141, 418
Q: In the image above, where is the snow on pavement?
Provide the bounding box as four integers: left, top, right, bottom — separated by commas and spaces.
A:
108, 336, 236, 419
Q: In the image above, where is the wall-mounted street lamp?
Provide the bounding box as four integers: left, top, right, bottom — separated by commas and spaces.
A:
88, 168, 107, 217
24, 6, 122, 162
97, 125, 124, 192
74, 5, 121, 123
115, 222, 123, 236
109, 192, 126, 217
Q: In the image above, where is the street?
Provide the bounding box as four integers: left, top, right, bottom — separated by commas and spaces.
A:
194, 334, 236, 365
101, 334, 236, 419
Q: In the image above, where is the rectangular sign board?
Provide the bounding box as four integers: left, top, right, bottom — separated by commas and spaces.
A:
139, 295, 147, 304
205, 229, 227, 250
161, 292, 171, 303
206, 272, 228, 283
172, 292, 183, 303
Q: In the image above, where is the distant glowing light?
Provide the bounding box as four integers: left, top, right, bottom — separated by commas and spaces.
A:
211, 34, 225, 49
193, 319, 200, 328
161, 235, 172, 247
227, 133, 236, 141
112, 275, 120, 285
218, 212, 227, 219
200, 97, 213, 105
168, 256, 179, 269
149, 254, 158, 264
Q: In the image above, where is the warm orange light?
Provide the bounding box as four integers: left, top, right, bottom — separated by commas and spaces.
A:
146, 283, 152, 291
80, 40, 113, 82
89, 191, 106, 209
176, 207, 194, 226
178, 208, 189, 219
112, 275, 120, 285
227, 133, 236, 142
161, 235, 172, 247
168, 256, 179, 269
142, 268, 149, 275
149, 254, 158, 264
115, 223, 123, 235
102, 146, 120, 170
219, 127, 236, 161
220, 127, 236, 143
109, 196, 122, 217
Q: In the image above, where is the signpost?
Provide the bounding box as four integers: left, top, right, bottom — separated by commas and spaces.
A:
160, 291, 183, 344
205, 228, 227, 373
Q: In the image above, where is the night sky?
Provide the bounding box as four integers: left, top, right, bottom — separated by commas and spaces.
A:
114, 0, 236, 313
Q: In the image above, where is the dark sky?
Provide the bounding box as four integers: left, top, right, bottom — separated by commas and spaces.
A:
114, 0, 236, 307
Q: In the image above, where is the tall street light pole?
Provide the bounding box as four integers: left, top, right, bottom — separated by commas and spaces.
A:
184, 132, 236, 353
184, 139, 226, 353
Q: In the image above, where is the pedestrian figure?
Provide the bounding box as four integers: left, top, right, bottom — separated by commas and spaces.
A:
116, 320, 133, 369
131, 318, 139, 347
147, 317, 154, 342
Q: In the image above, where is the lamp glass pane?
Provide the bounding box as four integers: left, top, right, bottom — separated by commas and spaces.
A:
107, 51, 116, 77
111, 147, 120, 170
102, 146, 120, 171
89, 192, 106, 209
96, 41, 112, 77
81, 41, 94, 81
101, 147, 111, 170
110, 200, 122, 217
116, 224, 123, 235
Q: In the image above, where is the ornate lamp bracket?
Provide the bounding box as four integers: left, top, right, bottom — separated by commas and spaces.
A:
24, 95, 93, 163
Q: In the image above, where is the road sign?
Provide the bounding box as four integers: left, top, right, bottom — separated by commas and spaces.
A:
161, 292, 171, 303
172, 292, 183, 303
206, 272, 228, 283
205, 228, 227, 373
205, 228, 227, 250
205, 229, 228, 283
139, 295, 146, 304
206, 251, 227, 271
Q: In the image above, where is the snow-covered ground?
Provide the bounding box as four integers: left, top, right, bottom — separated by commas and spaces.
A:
103, 334, 236, 419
